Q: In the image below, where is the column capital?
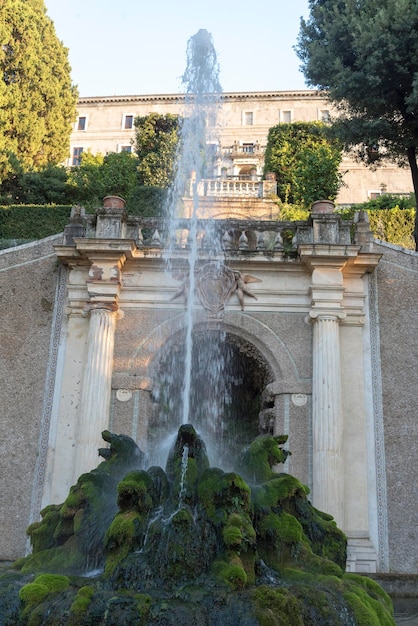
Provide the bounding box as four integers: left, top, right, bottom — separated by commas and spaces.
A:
309, 310, 346, 322
82, 301, 124, 319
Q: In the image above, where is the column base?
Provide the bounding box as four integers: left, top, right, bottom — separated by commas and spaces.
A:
346, 532, 378, 573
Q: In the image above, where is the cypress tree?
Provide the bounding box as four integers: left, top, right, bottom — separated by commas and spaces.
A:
0, 0, 78, 180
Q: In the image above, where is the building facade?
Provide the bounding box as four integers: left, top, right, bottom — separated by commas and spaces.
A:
1, 196, 417, 578
69, 90, 413, 204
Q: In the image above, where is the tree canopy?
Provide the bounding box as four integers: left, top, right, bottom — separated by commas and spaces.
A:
296, 0, 418, 247
263, 122, 344, 207
67, 151, 139, 208
0, 0, 78, 181
134, 113, 180, 188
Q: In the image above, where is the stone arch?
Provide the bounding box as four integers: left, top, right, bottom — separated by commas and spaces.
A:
125, 310, 303, 390
122, 311, 307, 467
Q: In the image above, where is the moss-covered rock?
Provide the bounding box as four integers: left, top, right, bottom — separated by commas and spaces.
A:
69, 585, 94, 623
238, 434, 291, 483
0, 426, 395, 625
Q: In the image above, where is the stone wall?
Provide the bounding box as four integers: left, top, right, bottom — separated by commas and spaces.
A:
374, 241, 418, 573
0, 235, 62, 560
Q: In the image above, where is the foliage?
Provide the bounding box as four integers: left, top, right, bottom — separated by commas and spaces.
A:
296, 0, 418, 247
0, 0, 78, 181
263, 122, 344, 207
0, 204, 72, 241
367, 208, 415, 249
68, 151, 140, 208
134, 113, 181, 187
127, 185, 168, 216
0, 163, 70, 205
337, 194, 416, 249
352, 193, 416, 212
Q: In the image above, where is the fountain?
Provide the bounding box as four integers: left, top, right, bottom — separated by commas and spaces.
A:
0, 30, 396, 625
0, 426, 395, 624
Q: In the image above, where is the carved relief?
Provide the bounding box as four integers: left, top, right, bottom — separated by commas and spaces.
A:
171, 262, 262, 317
196, 262, 236, 316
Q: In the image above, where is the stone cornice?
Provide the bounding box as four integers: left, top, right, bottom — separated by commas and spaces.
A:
78, 89, 326, 106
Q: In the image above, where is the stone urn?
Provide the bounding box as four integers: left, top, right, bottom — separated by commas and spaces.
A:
311, 199, 335, 213
103, 195, 126, 209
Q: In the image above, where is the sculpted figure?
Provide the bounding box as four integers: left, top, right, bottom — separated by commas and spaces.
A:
231, 271, 261, 310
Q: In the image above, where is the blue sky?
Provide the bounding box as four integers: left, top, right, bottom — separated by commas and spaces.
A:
44, 0, 311, 97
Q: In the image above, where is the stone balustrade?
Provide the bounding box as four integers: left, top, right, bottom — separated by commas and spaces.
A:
64, 201, 375, 256
187, 177, 274, 198
201, 179, 262, 198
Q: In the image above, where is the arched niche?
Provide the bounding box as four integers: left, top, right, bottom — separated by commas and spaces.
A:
121, 312, 305, 468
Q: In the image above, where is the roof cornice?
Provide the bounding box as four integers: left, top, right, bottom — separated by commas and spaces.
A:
78, 89, 327, 105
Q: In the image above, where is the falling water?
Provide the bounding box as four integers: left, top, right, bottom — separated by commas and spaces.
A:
165, 29, 223, 428
178, 444, 189, 506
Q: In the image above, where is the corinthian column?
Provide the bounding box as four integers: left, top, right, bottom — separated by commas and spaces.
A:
78, 303, 119, 475
311, 311, 345, 526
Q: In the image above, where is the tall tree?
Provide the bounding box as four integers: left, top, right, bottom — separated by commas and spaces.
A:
263, 122, 344, 207
0, 0, 78, 181
68, 151, 139, 208
134, 113, 180, 188
296, 0, 418, 248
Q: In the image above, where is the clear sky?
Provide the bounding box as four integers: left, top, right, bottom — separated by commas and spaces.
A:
44, 0, 311, 97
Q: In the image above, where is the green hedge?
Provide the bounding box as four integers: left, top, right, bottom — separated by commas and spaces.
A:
0, 205, 72, 239
367, 208, 415, 249
337, 205, 416, 250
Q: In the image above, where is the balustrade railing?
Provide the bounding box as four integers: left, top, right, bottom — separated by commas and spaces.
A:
69, 207, 361, 254
119, 218, 323, 255
202, 179, 262, 197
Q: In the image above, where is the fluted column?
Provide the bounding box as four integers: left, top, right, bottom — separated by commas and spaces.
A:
78, 303, 119, 475
311, 311, 345, 526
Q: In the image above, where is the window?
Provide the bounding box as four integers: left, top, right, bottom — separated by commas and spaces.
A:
281, 110, 292, 123
243, 111, 253, 125
123, 114, 134, 129
119, 145, 132, 153
207, 111, 217, 127
77, 116, 87, 131
72, 147, 83, 166
319, 109, 330, 122
242, 143, 254, 153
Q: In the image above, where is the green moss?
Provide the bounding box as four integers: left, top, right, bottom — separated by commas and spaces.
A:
344, 573, 393, 606
223, 525, 243, 547
104, 510, 142, 575
253, 475, 309, 512
69, 585, 94, 622
171, 507, 194, 525
34, 574, 70, 592
343, 574, 394, 626
19, 539, 85, 574
238, 435, 290, 483
259, 512, 303, 544
134, 593, 153, 622
73, 509, 84, 533
252, 585, 304, 625
213, 560, 248, 590
198, 468, 251, 524
26, 505, 61, 553
344, 590, 384, 626
117, 470, 153, 512
19, 582, 49, 609
60, 489, 86, 519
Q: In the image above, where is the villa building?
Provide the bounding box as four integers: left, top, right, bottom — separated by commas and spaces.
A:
69, 90, 413, 205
